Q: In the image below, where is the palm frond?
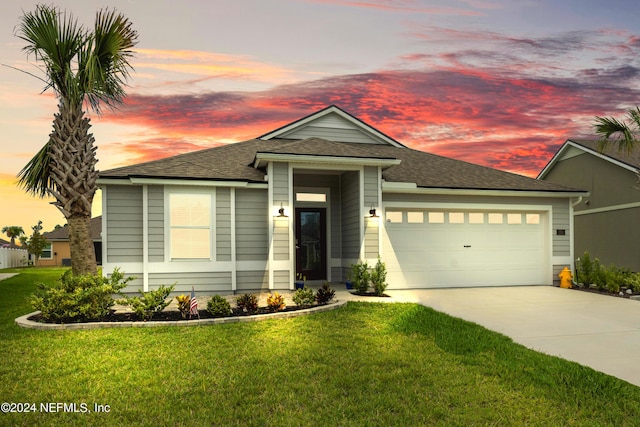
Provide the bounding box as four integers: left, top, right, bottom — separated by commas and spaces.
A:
80, 8, 138, 114
594, 108, 640, 154
16, 4, 86, 106
17, 140, 54, 198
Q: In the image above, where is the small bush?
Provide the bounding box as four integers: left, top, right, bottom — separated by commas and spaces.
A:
30, 268, 133, 322
626, 273, 640, 293
175, 294, 191, 319
266, 292, 286, 312
292, 287, 315, 306
119, 284, 175, 320
370, 256, 388, 296
236, 293, 258, 313
350, 261, 370, 294
576, 251, 594, 286
316, 282, 335, 304
207, 295, 232, 317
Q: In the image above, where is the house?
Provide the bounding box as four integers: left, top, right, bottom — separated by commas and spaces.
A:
40, 217, 103, 267
97, 105, 585, 294
538, 139, 640, 271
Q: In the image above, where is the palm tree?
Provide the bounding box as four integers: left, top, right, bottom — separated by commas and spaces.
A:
594, 106, 640, 154
2, 226, 25, 246
15, 5, 137, 275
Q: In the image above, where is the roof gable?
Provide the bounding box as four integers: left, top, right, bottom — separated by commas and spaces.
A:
538, 139, 640, 179
258, 105, 404, 147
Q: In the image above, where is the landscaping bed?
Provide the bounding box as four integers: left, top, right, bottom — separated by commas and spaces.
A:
25, 303, 330, 324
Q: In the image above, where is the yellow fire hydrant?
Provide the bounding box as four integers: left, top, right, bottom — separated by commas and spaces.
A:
558, 267, 573, 289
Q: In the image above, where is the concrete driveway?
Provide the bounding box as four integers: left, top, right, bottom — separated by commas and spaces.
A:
380, 286, 640, 387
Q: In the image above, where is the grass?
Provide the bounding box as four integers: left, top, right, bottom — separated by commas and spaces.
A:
1, 267, 640, 426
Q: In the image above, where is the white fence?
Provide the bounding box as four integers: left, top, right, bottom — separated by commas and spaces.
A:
0, 247, 28, 269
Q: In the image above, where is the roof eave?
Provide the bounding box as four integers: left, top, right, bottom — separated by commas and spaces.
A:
97, 176, 268, 188
253, 152, 401, 169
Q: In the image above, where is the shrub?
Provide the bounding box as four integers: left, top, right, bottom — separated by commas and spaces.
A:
30, 268, 132, 322
236, 293, 258, 313
175, 294, 191, 319
370, 256, 388, 296
316, 282, 335, 304
626, 273, 640, 293
119, 284, 175, 320
266, 292, 286, 312
207, 295, 232, 317
575, 251, 594, 286
350, 261, 370, 294
292, 287, 315, 306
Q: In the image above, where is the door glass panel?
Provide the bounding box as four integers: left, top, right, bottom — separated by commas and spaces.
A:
300, 211, 322, 272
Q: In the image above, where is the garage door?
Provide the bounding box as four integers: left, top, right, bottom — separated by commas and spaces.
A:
382, 209, 547, 288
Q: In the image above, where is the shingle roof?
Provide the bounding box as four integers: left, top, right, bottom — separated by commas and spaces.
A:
568, 139, 640, 170
100, 137, 580, 193
43, 217, 102, 241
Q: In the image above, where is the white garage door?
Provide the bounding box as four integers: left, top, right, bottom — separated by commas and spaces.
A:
382, 209, 548, 288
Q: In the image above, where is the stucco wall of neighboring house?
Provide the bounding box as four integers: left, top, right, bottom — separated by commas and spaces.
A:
38, 241, 71, 267
542, 151, 640, 271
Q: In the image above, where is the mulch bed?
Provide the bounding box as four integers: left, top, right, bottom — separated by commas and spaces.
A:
349, 291, 391, 298
28, 304, 320, 324
570, 285, 639, 299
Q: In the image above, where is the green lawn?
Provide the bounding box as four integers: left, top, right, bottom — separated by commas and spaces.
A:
1, 267, 640, 426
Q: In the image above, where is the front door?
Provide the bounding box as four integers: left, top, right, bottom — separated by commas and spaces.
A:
295, 208, 327, 280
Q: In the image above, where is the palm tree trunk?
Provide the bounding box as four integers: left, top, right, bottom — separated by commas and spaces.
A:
48, 101, 98, 275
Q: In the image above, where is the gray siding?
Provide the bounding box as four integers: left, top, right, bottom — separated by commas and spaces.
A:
106, 185, 143, 262
272, 162, 290, 261
282, 126, 382, 144
236, 189, 268, 261
364, 219, 379, 259
272, 162, 290, 208
148, 185, 164, 262
216, 188, 232, 262
273, 222, 289, 261
236, 270, 269, 291
341, 171, 360, 259
149, 272, 232, 294
551, 199, 570, 257
363, 166, 379, 207
273, 270, 290, 290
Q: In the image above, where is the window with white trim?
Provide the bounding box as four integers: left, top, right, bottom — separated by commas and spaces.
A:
386, 211, 403, 223
469, 212, 484, 224
407, 212, 424, 223
41, 243, 53, 260
169, 193, 211, 259
488, 213, 503, 224
526, 213, 540, 224
449, 212, 464, 224
428, 212, 444, 223
507, 213, 522, 224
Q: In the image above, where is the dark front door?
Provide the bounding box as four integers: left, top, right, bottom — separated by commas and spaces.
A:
295, 208, 327, 280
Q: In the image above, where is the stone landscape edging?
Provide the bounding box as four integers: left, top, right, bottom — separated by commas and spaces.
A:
15, 299, 347, 330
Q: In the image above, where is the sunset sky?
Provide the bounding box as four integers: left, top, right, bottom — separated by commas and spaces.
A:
1, 0, 639, 238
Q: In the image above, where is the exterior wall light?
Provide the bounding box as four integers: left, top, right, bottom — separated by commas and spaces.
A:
277, 203, 288, 218
369, 205, 378, 218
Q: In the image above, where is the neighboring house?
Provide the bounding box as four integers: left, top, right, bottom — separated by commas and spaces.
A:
98, 105, 585, 294
0, 238, 12, 248
40, 217, 103, 267
538, 139, 640, 271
